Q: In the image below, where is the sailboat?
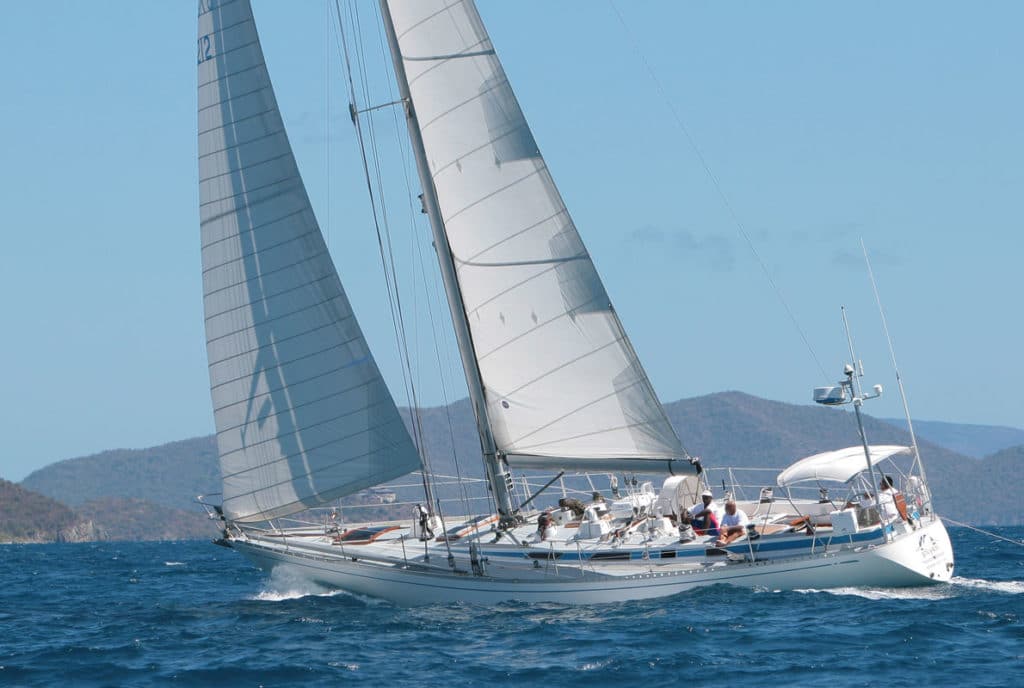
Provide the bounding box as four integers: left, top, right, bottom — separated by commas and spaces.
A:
196, 0, 954, 604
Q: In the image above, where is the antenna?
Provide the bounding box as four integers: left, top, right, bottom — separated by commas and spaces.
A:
861, 240, 927, 485
840, 306, 863, 398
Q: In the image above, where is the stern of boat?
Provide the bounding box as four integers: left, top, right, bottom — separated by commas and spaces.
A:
876, 516, 955, 584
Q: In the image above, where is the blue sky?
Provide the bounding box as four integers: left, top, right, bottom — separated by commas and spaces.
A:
2, 1, 1021, 482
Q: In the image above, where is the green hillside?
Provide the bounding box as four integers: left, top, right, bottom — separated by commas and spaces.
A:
0, 479, 99, 543
973, 445, 1024, 525
21, 436, 220, 510
75, 497, 219, 541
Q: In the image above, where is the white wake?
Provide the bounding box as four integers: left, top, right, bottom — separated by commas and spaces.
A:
951, 576, 1024, 595
794, 586, 956, 600
250, 567, 340, 601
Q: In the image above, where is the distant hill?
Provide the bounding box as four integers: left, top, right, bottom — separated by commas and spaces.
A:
974, 445, 1024, 525
75, 497, 218, 541
881, 418, 1024, 459
17, 392, 1022, 533
21, 436, 220, 511
0, 479, 101, 543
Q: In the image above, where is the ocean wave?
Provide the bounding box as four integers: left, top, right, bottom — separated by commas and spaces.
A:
327, 661, 360, 671
3, 533, 1021, 687
951, 576, 1024, 594
250, 587, 341, 602
794, 586, 956, 600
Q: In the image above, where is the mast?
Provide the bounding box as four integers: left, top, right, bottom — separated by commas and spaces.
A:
378, 0, 516, 523
840, 310, 885, 510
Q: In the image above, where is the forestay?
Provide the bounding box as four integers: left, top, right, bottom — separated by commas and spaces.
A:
197, 0, 421, 523
387, 0, 689, 473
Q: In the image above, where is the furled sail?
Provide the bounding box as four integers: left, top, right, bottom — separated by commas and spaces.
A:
387, 0, 690, 473
198, 0, 421, 522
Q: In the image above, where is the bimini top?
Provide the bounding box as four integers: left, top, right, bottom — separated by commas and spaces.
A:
776, 445, 912, 487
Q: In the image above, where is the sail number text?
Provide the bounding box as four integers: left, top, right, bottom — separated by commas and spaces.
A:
198, 35, 213, 64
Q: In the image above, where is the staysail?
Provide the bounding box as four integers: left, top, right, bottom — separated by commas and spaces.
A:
198, 0, 421, 522
386, 0, 690, 473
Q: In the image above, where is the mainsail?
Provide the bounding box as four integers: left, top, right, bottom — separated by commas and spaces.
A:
198, 0, 421, 522
386, 0, 690, 473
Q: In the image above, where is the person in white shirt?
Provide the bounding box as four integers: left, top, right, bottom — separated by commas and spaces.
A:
844, 475, 903, 526
687, 490, 723, 535
715, 500, 749, 545
876, 475, 902, 524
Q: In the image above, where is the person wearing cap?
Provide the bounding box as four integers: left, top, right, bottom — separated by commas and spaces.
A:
687, 490, 721, 536
715, 499, 750, 545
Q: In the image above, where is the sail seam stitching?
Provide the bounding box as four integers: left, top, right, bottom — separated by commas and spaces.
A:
201, 207, 308, 252
198, 0, 242, 19
198, 117, 281, 147
442, 167, 540, 225
417, 75, 509, 132
500, 335, 626, 404
208, 337, 354, 392
200, 176, 300, 209
203, 13, 252, 38
199, 151, 292, 184
507, 374, 646, 448
212, 358, 376, 416
200, 181, 301, 222
476, 293, 607, 362
198, 61, 266, 90
205, 293, 348, 346
207, 320, 340, 368
221, 416, 408, 485
202, 247, 330, 298
204, 273, 333, 324
460, 209, 566, 264
201, 226, 319, 275
393, 1, 464, 42
217, 396, 392, 460
198, 84, 269, 116
462, 262, 560, 316
429, 121, 534, 179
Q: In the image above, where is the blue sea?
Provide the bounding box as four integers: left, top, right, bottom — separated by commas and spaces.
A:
1, 527, 1021, 687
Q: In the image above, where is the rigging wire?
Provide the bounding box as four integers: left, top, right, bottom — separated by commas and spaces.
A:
369, 10, 482, 518
337, 0, 492, 519
361, 4, 439, 504
334, 0, 436, 507
862, 239, 927, 483
334, 1, 486, 519
324, 0, 331, 249
939, 518, 1024, 547
608, 1, 829, 382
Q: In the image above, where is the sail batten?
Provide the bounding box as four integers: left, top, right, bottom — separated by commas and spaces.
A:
387, 0, 689, 472
198, 0, 421, 523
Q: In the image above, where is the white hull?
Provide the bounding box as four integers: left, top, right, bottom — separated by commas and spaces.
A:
228, 517, 954, 605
